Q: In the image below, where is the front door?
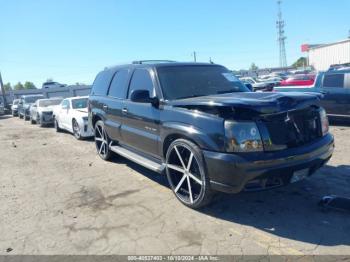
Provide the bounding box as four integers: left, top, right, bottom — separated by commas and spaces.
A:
120, 68, 161, 159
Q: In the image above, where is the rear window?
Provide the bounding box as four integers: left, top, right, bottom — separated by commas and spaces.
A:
323, 74, 344, 88
72, 98, 88, 109
91, 71, 113, 96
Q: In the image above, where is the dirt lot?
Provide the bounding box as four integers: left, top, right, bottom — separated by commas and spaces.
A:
0, 115, 349, 255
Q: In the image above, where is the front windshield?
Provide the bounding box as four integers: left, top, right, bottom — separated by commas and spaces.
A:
24, 96, 42, 103
38, 99, 62, 107
157, 65, 249, 100
71, 98, 87, 109
13, 100, 19, 105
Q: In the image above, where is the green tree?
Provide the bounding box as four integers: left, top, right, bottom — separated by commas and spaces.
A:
292, 57, 307, 68
249, 63, 259, 71
3, 82, 12, 91
24, 81, 36, 89
14, 82, 24, 90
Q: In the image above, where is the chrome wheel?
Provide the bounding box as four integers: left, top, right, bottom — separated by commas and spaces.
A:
166, 142, 205, 206
94, 121, 111, 160
73, 120, 81, 140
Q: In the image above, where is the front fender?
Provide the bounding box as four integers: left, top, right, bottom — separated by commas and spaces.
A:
161, 122, 223, 152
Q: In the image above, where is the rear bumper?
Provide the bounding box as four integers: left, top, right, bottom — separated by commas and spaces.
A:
204, 133, 334, 193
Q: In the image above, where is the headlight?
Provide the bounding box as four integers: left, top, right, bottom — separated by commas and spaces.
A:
320, 108, 329, 136
225, 121, 263, 152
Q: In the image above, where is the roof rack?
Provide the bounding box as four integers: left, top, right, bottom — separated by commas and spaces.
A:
132, 60, 176, 64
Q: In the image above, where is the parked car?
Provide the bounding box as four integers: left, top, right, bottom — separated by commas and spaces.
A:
18, 95, 44, 120
274, 70, 350, 120
29, 97, 63, 126
42, 81, 66, 89
11, 99, 20, 116
239, 77, 275, 91
280, 74, 315, 86
53, 96, 93, 139
0, 102, 4, 115
89, 61, 334, 208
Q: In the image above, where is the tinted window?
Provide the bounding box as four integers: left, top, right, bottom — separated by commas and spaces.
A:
157, 65, 249, 100
128, 69, 154, 98
108, 69, 129, 98
323, 74, 344, 88
91, 71, 113, 96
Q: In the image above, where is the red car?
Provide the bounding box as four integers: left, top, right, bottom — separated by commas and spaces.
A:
280, 74, 315, 86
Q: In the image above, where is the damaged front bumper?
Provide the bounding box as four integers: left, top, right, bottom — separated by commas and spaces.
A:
204, 133, 334, 193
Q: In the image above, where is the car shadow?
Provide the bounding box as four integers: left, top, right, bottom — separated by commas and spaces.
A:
0, 115, 13, 120
109, 154, 350, 246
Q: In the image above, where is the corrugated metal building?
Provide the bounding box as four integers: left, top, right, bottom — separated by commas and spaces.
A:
305, 39, 350, 71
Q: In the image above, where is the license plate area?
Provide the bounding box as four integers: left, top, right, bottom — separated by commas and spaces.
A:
291, 168, 309, 183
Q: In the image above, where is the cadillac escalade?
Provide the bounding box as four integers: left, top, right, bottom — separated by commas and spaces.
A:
88, 61, 334, 208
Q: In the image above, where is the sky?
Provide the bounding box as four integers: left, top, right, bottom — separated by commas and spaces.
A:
0, 0, 349, 88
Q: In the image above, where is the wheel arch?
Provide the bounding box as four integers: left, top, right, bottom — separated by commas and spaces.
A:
161, 122, 221, 158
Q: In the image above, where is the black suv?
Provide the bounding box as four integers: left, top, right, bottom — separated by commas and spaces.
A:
89, 62, 334, 208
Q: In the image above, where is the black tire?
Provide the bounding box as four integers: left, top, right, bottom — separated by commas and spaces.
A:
19, 114, 23, 119
94, 120, 112, 161
165, 138, 213, 209
54, 119, 62, 132
72, 119, 82, 140
24, 113, 28, 121
37, 114, 42, 126
30, 115, 35, 124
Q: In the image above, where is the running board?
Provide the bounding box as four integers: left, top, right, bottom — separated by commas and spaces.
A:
109, 145, 165, 173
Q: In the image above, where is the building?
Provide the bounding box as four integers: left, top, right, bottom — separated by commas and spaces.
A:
302, 39, 350, 71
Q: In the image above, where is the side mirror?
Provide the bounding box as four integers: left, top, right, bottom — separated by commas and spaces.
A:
130, 90, 159, 107
245, 83, 254, 92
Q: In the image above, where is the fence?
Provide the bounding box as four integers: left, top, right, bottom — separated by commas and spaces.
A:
0, 85, 91, 104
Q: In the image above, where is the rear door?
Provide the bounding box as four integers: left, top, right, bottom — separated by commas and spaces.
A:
120, 68, 161, 158
321, 72, 350, 116
104, 69, 130, 141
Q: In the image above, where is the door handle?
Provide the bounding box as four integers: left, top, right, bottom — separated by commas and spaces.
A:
320, 91, 328, 95
103, 105, 108, 110
122, 108, 128, 114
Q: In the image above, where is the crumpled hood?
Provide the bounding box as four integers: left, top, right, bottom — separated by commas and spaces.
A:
169, 92, 321, 114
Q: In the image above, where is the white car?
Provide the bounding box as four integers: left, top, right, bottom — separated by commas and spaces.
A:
29, 97, 63, 126
11, 99, 20, 116
53, 96, 93, 139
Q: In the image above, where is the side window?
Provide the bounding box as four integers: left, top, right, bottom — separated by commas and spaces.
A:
128, 69, 155, 98
91, 71, 113, 96
323, 74, 344, 88
108, 69, 129, 98
61, 100, 68, 109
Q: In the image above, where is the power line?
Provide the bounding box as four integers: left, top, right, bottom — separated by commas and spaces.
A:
276, 0, 287, 68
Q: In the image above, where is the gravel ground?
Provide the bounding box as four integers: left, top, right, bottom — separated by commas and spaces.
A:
0, 115, 349, 255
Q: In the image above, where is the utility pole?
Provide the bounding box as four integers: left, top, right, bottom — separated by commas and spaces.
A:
193, 51, 197, 62
276, 0, 287, 68
0, 71, 7, 108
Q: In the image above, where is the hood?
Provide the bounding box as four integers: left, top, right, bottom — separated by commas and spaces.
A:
169, 92, 321, 115
74, 108, 88, 114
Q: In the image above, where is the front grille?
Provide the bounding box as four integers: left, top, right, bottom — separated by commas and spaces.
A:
262, 107, 322, 151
